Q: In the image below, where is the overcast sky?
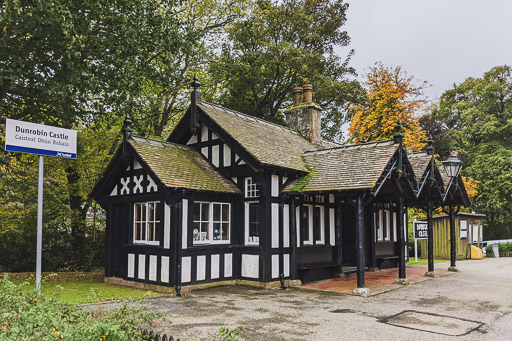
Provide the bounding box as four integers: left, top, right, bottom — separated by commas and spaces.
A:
340, 0, 512, 101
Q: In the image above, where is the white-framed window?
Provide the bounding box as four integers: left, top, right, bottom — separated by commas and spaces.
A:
133, 202, 160, 245
314, 205, 325, 244
245, 201, 260, 245
245, 177, 259, 198
302, 204, 314, 245
193, 202, 230, 244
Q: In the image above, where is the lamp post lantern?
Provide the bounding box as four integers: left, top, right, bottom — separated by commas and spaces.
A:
442, 148, 464, 178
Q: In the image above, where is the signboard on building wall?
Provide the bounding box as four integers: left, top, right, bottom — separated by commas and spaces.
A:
460, 220, 467, 239
473, 224, 479, 243
414, 221, 428, 239
5, 119, 77, 159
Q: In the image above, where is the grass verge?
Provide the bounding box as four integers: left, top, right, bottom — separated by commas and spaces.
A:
408, 258, 449, 266
1, 269, 162, 304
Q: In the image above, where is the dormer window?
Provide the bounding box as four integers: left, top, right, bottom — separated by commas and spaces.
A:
245, 177, 259, 198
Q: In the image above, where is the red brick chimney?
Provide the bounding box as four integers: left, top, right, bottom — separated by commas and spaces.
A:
285, 84, 322, 146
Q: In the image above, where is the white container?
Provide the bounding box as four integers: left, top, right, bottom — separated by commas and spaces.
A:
492, 244, 500, 258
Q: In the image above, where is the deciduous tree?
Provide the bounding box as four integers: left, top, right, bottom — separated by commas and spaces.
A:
430, 65, 512, 239
208, 0, 362, 142
348, 63, 428, 151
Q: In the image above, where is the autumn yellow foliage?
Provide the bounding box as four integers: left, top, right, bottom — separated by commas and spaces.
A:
349, 63, 428, 152
461, 176, 478, 199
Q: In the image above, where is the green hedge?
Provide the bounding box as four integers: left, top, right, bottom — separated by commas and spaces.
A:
0, 275, 160, 340
486, 242, 512, 256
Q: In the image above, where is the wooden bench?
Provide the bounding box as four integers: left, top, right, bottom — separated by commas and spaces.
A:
376, 255, 399, 269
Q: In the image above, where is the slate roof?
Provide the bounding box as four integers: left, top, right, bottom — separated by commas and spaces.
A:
130, 136, 240, 194
283, 140, 399, 192
408, 152, 453, 190
198, 102, 319, 172
408, 152, 432, 180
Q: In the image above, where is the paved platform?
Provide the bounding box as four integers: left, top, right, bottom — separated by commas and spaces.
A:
304, 266, 450, 296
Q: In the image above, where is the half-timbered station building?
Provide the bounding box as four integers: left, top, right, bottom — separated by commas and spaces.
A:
92, 80, 470, 296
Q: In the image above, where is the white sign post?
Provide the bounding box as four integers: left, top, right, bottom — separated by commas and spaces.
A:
5, 119, 77, 295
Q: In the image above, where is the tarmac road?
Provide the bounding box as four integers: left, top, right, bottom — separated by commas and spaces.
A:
102, 258, 512, 340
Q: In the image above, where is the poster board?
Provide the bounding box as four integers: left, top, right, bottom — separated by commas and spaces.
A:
460, 220, 467, 239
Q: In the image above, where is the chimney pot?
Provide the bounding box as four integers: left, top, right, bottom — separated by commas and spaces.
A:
293, 87, 303, 106
303, 84, 313, 103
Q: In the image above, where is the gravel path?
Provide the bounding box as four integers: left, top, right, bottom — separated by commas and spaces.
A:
94, 258, 512, 340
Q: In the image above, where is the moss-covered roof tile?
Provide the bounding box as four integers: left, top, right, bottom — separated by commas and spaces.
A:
199, 102, 318, 172
130, 136, 240, 194
283, 140, 399, 192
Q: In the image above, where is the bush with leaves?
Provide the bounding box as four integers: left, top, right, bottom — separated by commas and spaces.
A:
0, 275, 160, 340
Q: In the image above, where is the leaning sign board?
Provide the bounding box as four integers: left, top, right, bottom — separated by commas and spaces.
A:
414, 221, 428, 239
5, 118, 77, 159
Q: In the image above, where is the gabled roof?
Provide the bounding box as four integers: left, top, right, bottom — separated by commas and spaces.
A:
408, 152, 432, 180
283, 140, 399, 192
198, 102, 319, 172
130, 136, 240, 194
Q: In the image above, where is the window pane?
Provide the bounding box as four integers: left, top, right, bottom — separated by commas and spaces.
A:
213, 204, 220, 222
222, 204, 229, 221
249, 222, 258, 239
154, 222, 160, 241
213, 222, 221, 240
142, 203, 147, 222
147, 222, 153, 241
154, 202, 160, 222
193, 222, 200, 241
194, 203, 201, 222
249, 203, 258, 222
141, 222, 146, 242
314, 207, 321, 240
303, 206, 310, 241
222, 222, 229, 240
135, 204, 140, 222
148, 203, 155, 222
202, 203, 209, 221
135, 222, 141, 240
200, 222, 209, 241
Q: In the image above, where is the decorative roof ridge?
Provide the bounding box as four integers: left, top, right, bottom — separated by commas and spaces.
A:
408, 151, 430, 157
131, 135, 193, 151
303, 139, 395, 156
198, 101, 303, 136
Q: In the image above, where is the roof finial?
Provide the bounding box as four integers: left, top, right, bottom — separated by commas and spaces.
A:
190, 74, 202, 134
393, 119, 404, 144
450, 146, 458, 157
122, 113, 133, 136
121, 113, 133, 158
425, 133, 434, 156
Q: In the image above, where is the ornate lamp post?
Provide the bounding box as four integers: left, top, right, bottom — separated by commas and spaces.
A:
443, 148, 464, 272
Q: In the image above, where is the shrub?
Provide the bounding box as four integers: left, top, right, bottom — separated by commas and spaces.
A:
486, 242, 512, 256
0, 275, 160, 340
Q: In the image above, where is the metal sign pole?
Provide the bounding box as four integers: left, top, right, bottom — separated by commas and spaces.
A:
36, 155, 44, 296
414, 220, 418, 263
415, 238, 418, 263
